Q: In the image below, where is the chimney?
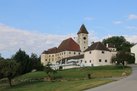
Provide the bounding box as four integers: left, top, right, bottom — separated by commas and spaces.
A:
106, 43, 109, 48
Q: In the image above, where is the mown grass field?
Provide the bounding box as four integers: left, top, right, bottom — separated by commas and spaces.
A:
0, 66, 132, 91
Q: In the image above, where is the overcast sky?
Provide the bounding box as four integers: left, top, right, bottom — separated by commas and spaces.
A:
0, 0, 137, 58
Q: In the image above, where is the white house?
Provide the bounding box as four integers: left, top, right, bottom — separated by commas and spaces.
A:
84, 42, 113, 66
131, 44, 137, 64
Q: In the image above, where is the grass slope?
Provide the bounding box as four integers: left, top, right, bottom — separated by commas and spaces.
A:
0, 66, 132, 91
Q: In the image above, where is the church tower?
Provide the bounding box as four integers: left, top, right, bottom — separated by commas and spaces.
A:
77, 24, 89, 52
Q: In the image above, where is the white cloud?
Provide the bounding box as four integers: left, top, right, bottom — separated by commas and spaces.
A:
127, 26, 137, 30
113, 21, 123, 24
125, 35, 137, 43
84, 17, 94, 21
128, 14, 137, 20
0, 24, 68, 58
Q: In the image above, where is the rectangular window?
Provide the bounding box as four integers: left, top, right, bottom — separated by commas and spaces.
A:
45, 59, 47, 61
74, 52, 76, 54
105, 60, 107, 62
85, 61, 87, 63
89, 60, 91, 63
69, 52, 71, 54
99, 59, 101, 62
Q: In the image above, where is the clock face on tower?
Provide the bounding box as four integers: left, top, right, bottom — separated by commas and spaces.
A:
83, 37, 86, 40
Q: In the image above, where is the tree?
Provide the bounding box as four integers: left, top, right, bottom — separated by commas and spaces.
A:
111, 51, 134, 68
0, 53, 4, 61
12, 49, 30, 74
30, 53, 44, 71
0, 60, 19, 86
44, 62, 57, 81
102, 36, 134, 52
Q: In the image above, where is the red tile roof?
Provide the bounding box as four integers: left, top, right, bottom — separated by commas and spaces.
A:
77, 24, 89, 34
42, 47, 58, 54
58, 38, 80, 52
85, 42, 110, 52
42, 38, 81, 54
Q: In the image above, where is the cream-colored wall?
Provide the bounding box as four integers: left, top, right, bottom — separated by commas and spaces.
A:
41, 54, 47, 66
84, 50, 112, 66
77, 33, 88, 52
41, 51, 82, 66
131, 45, 137, 63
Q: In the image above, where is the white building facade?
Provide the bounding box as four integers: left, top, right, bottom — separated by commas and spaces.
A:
84, 42, 113, 66
131, 44, 137, 64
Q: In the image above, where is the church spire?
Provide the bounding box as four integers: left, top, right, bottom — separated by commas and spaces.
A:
77, 24, 89, 34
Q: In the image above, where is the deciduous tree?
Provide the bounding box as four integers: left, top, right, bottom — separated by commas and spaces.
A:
0, 60, 19, 86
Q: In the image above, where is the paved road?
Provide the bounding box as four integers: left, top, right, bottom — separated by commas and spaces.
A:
85, 65, 137, 91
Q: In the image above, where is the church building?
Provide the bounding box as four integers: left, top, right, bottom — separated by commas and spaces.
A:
41, 24, 117, 69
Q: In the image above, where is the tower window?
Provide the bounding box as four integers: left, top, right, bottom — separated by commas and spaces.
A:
105, 60, 107, 62
99, 59, 101, 62
83, 37, 86, 40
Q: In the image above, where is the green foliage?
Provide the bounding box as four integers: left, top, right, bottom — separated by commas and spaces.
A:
12, 49, 44, 75
30, 53, 44, 71
0, 60, 19, 86
44, 63, 57, 80
12, 49, 30, 74
102, 36, 134, 52
112, 51, 135, 67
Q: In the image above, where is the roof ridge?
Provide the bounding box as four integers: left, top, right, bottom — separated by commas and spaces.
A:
95, 42, 100, 49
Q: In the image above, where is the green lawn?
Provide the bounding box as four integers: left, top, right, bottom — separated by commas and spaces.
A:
0, 79, 113, 91
0, 65, 132, 91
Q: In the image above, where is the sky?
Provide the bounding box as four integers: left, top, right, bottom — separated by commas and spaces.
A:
0, 0, 137, 58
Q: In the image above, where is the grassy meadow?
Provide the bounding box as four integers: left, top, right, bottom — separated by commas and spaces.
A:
0, 66, 132, 91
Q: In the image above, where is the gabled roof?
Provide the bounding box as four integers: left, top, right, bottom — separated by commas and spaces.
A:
77, 24, 89, 34
58, 38, 80, 52
42, 47, 58, 54
85, 42, 110, 52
